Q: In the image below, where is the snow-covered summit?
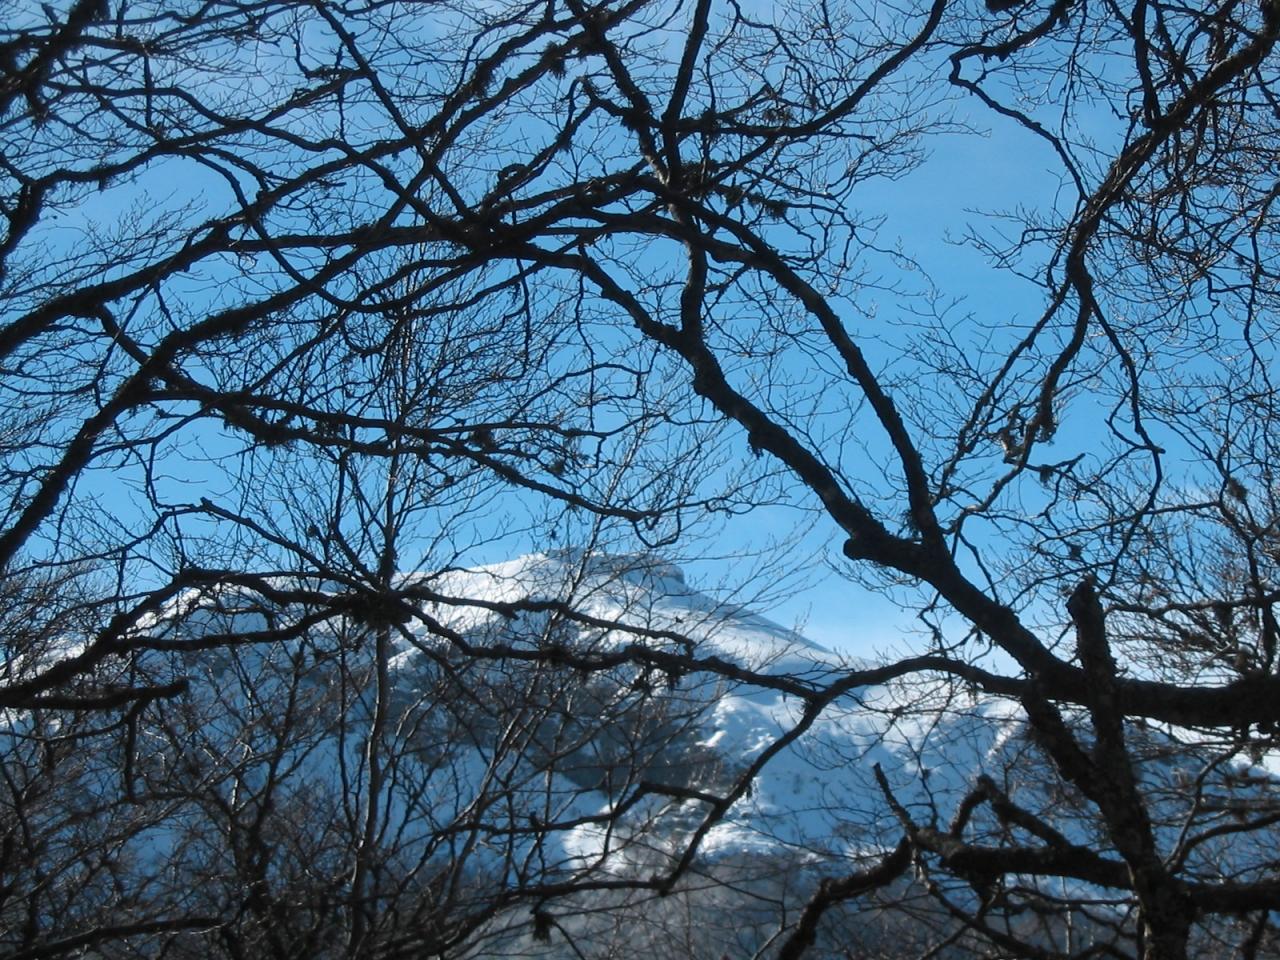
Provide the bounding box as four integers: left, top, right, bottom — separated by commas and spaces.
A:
399, 552, 1280, 883
387, 552, 1023, 859
414, 550, 835, 675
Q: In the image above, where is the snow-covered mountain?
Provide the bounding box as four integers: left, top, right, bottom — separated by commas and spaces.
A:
408, 550, 1015, 860
5, 550, 1278, 959
137, 548, 1043, 955
390, 551, 1280, 957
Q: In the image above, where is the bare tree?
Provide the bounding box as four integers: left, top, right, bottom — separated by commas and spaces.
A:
503, 0, 1280, 955
1, 2, 732, 953
4, 0, 1280, 957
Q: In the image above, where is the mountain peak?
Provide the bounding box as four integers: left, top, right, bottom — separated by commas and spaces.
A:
419, 550, 833, 672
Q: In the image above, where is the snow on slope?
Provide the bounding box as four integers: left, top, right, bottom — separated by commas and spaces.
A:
59, 546, 1280, 885
400, 550, 1280, 889
9, 550, 1280, 959
394, 550, 1029, 866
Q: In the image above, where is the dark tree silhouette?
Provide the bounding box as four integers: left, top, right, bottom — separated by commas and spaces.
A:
3, 0, 1280, 957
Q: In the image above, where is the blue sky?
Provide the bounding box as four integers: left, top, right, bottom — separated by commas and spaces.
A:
8, 0, 1145, 664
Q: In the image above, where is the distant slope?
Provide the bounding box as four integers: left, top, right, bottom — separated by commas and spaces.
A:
6, 550, 1279, 959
